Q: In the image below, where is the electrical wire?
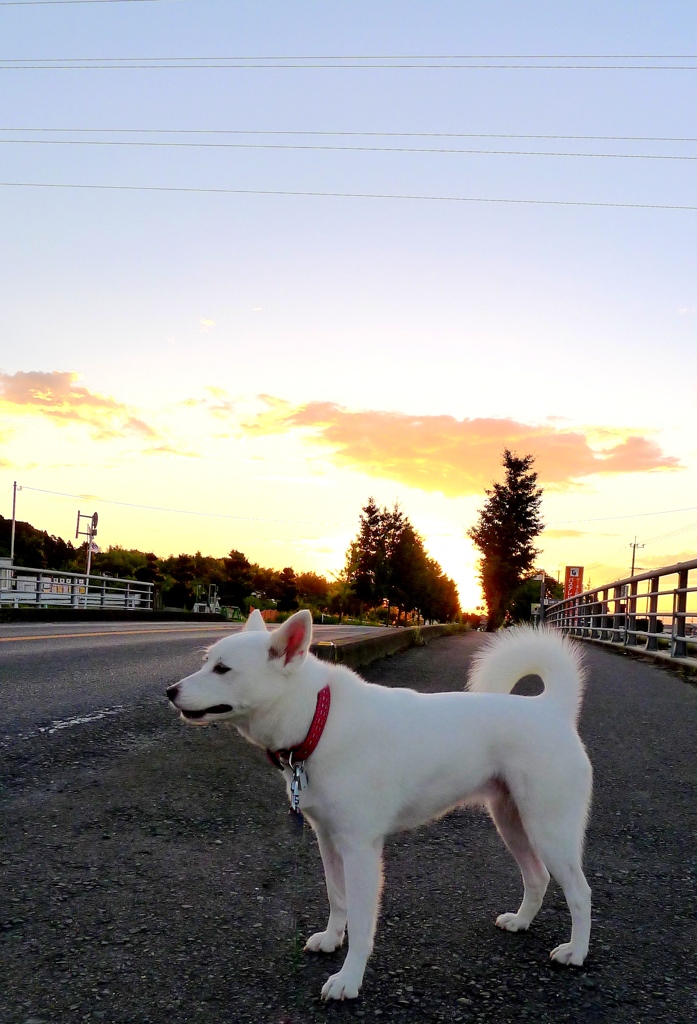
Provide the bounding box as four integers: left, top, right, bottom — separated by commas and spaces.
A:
4, 61, 697, 70
548, 504, 697, 525
18, 485, 697, 530
3, 51, 697, 59
642, 519, 697, 546
17, 485, 356, 527
0, 1, 171, 6
3, 137, 697, 160
4, 128, 697, 143
2, 180, 697, 211
4, 180, 695, 209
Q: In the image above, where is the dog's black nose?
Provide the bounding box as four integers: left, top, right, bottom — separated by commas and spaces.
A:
166, 683, 180, 702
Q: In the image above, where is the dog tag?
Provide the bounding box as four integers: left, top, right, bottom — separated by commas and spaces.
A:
289, 761, 308, 814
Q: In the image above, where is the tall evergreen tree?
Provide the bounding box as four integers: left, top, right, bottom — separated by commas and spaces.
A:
347, 498, 461, 623
350, 497, 389, 606
468, 449, 544, 631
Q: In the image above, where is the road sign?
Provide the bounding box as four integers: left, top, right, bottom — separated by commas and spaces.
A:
564, 566, 584, 599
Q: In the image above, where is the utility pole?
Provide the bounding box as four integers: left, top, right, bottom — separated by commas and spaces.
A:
629, 537, 644, 577
533, 571, 546, 623
10, 481, 20, 564
76, 510, 99, 607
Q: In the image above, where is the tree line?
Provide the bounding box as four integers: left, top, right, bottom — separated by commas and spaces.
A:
0, 504, 464, 623
2, 450, 557, 628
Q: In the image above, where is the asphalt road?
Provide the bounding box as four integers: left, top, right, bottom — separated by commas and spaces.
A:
1, 632, 696, 1024
0, 621, 386, 736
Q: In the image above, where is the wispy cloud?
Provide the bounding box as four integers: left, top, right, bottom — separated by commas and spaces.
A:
642, 550, 697, 569
239, 397, 681, 497
181, 386, 237, 419
142, 444, 201, 459
544, 529, 590, 539
0, 370, 158, 440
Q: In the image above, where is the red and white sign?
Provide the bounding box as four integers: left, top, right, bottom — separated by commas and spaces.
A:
564, 566, 584, 599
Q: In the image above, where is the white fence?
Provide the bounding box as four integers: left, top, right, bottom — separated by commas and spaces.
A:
0, 563, 154, 611
545, 557, 697, 662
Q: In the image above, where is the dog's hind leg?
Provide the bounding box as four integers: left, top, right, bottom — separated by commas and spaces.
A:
487, 785, 550, 933
514, 782, 592, 966
305, 825, 347, 954
321, 840, 384, 1000
534, 841, 591, 966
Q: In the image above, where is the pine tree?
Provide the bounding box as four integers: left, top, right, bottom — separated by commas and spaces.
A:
468, 449, 544, 631
347, 498, 461, 623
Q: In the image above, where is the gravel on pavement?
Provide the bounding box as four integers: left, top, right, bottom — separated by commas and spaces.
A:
1, 632, 695, 1024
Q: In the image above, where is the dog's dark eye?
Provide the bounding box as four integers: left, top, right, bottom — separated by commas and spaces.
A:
212, 663, 232, 675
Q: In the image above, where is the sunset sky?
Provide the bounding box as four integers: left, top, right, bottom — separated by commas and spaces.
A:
2, 1, 697, 609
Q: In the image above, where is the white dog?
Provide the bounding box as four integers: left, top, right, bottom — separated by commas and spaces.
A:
167, 610, 592, 1000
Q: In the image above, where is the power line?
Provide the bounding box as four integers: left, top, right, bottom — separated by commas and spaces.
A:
2, 180, 697, 211
3, 52, 697, 58
0, 1, 171, 6
642, 519, 697, 546
18, 485, 355, 527
3, 137, 697, 161
5, 128, 697, 143
20, 486, 697, 531
0, 1, 170, 5
4, 60, 697, 70
548, 504, 697, 525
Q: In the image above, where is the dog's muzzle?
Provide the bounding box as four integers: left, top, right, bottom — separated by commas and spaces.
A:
165, 684, 233, 719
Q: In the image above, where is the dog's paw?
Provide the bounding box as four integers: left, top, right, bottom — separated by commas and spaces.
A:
305, 929, 345, 954
321, 970, 361, 1001
495, 912, 531, 932
550, 942, 586, 966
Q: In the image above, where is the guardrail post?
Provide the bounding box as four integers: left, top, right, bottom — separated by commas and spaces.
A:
671, 569, 689, 658
647, 576, 660, 651
600, 588, 611, 640
101, 577, 106, 608
35, 573, 43, 607
626, 580, 638, 646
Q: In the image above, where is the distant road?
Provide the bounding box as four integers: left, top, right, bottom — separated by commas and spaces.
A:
0, 620, 385, 737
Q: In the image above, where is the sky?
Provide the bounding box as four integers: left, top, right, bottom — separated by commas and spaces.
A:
1, 0, 697, 610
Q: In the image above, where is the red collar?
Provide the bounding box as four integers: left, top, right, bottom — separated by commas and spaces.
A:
266, 685, 331, 770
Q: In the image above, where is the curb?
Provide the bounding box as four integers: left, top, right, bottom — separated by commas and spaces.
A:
310, 624, 467, 670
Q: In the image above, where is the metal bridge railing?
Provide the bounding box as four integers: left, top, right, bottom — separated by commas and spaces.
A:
0, 564, 154, 611
545, 557, 697, 662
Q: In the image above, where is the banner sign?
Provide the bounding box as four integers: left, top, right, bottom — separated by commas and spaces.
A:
564, 566, 584, 599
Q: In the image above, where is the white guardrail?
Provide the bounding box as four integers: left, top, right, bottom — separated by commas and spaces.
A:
0, 563, 154, 611
545, 557, 697, 662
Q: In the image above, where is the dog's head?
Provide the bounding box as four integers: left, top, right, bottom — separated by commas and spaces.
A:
166, 608, 313, 725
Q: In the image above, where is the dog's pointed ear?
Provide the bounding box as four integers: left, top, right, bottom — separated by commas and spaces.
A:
268, 609, 312, 669
244, 608, 267, 632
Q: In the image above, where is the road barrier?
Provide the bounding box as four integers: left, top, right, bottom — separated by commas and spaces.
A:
0, 563, 154, 611
310, 623, 466, 670
545, 557, 697, 665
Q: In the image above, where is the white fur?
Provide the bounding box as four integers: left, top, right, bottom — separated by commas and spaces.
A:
167, 612, 593, 1000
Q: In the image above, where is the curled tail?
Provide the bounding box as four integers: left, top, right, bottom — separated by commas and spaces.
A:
467, 626, 586, 723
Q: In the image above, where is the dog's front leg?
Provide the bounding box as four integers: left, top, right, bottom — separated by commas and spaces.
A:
305, 825, 347, 953
321, 840, 383, 1001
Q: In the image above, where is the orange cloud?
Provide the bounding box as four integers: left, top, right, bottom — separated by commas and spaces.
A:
240, 398, 681, 497
0, 370, 157, 440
